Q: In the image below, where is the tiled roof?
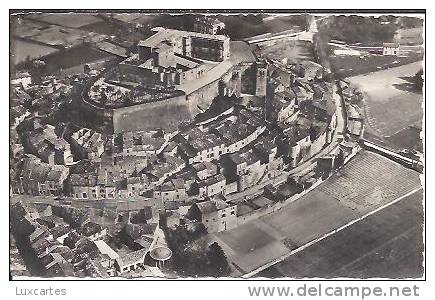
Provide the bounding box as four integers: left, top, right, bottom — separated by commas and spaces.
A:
116, 248, 148, 268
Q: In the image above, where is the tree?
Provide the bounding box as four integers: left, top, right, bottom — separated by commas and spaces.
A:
207, 242, 230, 277
334, 150, 345, 169
309, 126, 318, 142
414, 69, 424, 91
29, 59, 46, 84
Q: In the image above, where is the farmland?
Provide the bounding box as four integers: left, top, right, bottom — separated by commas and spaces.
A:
348, 61, 424, 151
258, 189, 423, 278
28, 13, 102, 28
213, 151, 422, 275
10, 39, 59, 65
41, 45, 117, 74
330, 52, 423, 78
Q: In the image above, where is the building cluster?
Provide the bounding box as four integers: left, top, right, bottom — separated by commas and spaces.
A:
193, 16, 226, 35
382, 42, 400, 56
81, 24, 266, 134
10, 201, 167, 278
71, 128, 105, 160
22, 124, 74, 166
10, 19, 358, 277
67, 153, 151, 201
9, 66, 93, 169
10, 234, 29, 277
113, 26, 230, 92
339, 80, 364, 139
11, 155, 69, 196
267, 62, 337, 168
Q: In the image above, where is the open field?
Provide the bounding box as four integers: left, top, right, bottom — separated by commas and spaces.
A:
317, 150, 422, 213
10, 39, 59, 65
42, 45, 117, 74
258, 39, 314, 64
258, 189, 424, 278
386, 125, 423, 152
330, 53, 423, 78
11, 16, 106, 49
28, 13, 102, 28
215, 223, 289, 273
396, 27, 424, 45
349, 61, 423, 151
261, 190, 357, 246
213, 151, 422, 275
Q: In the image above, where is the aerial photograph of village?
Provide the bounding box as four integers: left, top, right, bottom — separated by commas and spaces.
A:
9, 10, 424, 279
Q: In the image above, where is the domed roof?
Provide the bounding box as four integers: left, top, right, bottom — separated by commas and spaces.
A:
150, 246, 172, 261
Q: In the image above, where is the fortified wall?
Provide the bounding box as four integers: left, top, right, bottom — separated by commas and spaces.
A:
78, 29, 267, 134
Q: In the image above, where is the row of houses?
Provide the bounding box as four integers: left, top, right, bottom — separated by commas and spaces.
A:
11, 155, 69, 196
68, 153, 152, 200
19, 122, 107, 166
177, 107, 266, 164
339, 80, 364, 139
152, 133, 284, 207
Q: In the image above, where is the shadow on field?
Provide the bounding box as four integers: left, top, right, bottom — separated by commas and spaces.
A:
393, 82, 422, 94
398, 76, 417, 83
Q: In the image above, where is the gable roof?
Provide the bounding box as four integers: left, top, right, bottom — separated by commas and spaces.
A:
116, 248, 148, 268
94, 240, 119, 260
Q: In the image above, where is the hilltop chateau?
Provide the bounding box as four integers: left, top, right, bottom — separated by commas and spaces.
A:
79, 27, 267, 133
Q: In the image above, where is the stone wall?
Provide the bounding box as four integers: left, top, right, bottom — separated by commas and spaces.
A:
112, 94, 193, 133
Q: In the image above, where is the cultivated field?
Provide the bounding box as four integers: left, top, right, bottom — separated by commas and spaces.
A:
261, 190, 357, 246
42, 45, 116, 74
213, 151, 422, 275
259, 189, 424, 278
318, 150, 422, 213
349, 61, 423, 150
29, 13, 102, 28
11, 39, 59, 65
11, 16, 106, 49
